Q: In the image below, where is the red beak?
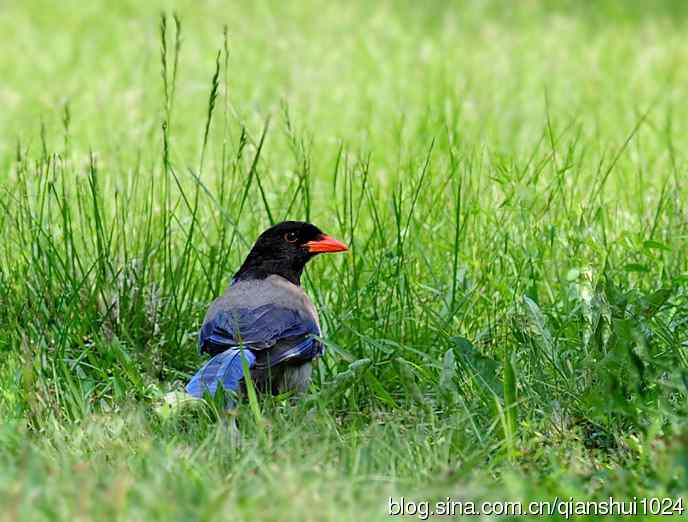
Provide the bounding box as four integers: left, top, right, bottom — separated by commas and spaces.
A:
305, 235, 349, 253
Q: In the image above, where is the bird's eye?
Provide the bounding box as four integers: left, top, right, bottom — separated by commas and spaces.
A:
284, 232, 298, 243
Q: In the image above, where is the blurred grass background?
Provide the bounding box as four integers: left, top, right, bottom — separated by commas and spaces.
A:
3, 1, 687, 160
1, 0, 688, 520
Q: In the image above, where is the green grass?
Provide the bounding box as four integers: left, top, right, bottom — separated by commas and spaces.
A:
1, 1, 688, 520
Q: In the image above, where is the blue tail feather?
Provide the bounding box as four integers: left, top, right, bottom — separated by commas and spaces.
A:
186, 348, 256, 400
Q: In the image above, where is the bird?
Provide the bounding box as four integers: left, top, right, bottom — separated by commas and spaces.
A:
186, 221, 348, 406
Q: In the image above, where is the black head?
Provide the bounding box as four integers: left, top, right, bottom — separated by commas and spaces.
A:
233, 221, 348, 285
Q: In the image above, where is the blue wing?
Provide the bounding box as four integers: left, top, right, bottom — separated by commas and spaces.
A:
251, 335, 324, 370
199, 303, 319, 354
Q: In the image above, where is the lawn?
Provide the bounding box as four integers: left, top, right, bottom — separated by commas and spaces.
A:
1, 1, 687, 520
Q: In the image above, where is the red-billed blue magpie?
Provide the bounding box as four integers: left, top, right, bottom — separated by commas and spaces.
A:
186, 221, 348, 404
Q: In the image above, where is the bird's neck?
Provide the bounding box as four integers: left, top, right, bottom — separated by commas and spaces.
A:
233, 254, 304, 286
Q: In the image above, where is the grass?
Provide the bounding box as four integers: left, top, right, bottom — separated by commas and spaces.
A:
1, 0, 688, 520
